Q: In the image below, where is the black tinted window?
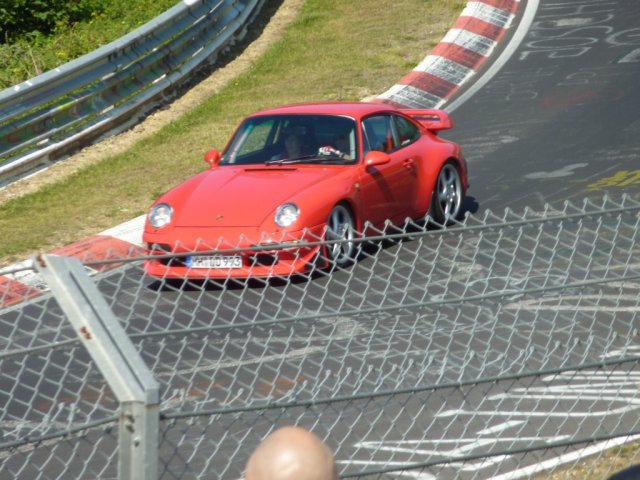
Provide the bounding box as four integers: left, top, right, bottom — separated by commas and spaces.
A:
394, 115, 420, 146
362, 115, 395, 154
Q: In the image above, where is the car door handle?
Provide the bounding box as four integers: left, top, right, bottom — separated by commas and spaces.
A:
403, 158, 415, 170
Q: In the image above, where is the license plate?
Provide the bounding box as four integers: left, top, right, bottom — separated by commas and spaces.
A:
187, 255, 242, 269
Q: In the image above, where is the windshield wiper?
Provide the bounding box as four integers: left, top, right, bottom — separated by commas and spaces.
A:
264, 154, 343, 166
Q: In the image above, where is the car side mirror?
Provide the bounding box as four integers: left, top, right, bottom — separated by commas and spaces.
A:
204, 149, 221, 168
365, 150, 391, 169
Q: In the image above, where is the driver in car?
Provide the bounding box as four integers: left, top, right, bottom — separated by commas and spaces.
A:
318, 132, 352, 161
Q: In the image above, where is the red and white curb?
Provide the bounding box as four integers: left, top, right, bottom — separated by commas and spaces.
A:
1, 0, 523, 308
0, 215, 145, 307
375, 0, 521, 108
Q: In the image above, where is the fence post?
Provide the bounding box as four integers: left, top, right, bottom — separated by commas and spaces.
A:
34, 254, 159, 480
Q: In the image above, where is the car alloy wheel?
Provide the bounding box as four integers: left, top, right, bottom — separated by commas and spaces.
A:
326, 204, 356, 267
431, 162, 462, 226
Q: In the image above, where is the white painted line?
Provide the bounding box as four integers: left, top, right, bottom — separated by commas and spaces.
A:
619, 47, 640, 63
377, 84, 445, 109
507, 304, 640, 313
348, 435, 572, 473
335, 459, 436, 479
507, 384, 640, 393
441, 29, 496, 57
524, 163, 589, 179
355, 437, 563, 448
157, 345, 326, 376
459, 455, 512, 472
355, 438, 492, 456
2, 255, 99, 293
490, 434, 640, 480
598, 277, 640, 286
543, 371, 640, 382
489, 393, 640, 405
2, 260, 48, 292
603, 346, 640, 359
100, 214, 146, 246
503, 296, 640, 312
447, 0, 540, 113
438, 404, 638, 417
462, 2, 515, 28
477, 420, 524, 435
414, 55, 474, 85
552, 18, 597, 28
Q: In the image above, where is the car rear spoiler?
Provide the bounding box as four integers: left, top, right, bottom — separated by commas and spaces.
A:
402, 109, 453, 133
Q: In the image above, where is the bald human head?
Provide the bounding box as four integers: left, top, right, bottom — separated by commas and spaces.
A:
245, 426, 338, 480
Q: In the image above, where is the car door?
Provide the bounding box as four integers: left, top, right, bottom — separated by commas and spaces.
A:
359, 114, 419, 227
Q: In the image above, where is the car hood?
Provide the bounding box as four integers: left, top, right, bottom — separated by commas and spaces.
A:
166, 166, 347, 227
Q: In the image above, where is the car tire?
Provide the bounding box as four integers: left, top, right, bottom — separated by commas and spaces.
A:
429, 161, 463, 226
325, 204, 356, 268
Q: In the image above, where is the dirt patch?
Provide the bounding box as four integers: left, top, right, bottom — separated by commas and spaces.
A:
0, 0, 304, 206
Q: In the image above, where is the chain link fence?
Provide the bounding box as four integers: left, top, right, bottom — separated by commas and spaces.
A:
1, 195, 639, 479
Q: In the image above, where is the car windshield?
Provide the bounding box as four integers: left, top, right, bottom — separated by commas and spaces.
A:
221, 114, 358, 165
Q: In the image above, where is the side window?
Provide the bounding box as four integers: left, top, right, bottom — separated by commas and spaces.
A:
362, 115, 396, 155
394, 115, 421, 147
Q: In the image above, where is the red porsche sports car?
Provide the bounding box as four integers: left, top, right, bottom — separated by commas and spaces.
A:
143, 102, 467, 279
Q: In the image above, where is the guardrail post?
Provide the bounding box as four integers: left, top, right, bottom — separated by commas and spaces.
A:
34, 254, 159, 480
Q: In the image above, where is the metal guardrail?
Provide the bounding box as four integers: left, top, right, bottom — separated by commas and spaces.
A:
0, 0, 265, 184
1, 196, 639, 479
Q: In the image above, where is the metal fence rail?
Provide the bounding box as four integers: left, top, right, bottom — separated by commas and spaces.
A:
0, 0, 265, 183
1, 195, 639, 479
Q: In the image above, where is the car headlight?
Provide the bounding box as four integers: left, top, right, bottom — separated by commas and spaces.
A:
148, 203, 173, 228
274, 203, 299, 227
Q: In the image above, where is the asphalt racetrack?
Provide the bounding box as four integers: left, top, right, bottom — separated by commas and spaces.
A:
448, 0, 640, 213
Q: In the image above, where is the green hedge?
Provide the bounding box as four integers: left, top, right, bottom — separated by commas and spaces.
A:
0, 0, 178, 89
0, 0, 105, 42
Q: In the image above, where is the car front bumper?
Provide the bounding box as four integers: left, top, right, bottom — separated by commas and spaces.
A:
142, 225, 327, 279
